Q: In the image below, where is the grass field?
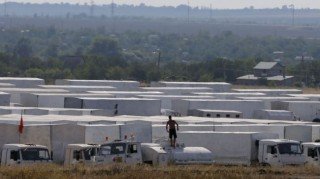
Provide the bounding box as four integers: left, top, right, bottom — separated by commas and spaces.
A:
0, 164, 319, 179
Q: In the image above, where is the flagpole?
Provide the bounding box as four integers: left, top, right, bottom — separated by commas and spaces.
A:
18, 110, 24, 144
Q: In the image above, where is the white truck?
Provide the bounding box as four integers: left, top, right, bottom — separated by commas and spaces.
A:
64, 144, 100, 166
96, 140, 142, 165
258, 139, 306, 166
302, 142, 320, 165
0, 144, 51, 166
179, 131, 306, 166
64, 139, 213, 166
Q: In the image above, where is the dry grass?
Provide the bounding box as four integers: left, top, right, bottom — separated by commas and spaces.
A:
302, 88, 320, 94
0, 164, 319, 179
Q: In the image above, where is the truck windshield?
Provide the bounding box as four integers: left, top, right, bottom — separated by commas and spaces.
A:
21, 148, 50, 161
100, 143, 126, 155
277, 143, 302, 154
83, 148, 98, 160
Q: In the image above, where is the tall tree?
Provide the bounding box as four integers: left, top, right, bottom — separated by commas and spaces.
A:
14, 38, 33, 58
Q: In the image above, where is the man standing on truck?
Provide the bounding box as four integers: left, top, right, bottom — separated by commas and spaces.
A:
166, 115, 179, 148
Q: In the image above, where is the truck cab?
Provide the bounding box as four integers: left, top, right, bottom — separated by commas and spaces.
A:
1, 144, 51, 166
64, 144, 100, 165
302, 142, 320, 165
258, 139, 306, 166
96, 140, 142, 165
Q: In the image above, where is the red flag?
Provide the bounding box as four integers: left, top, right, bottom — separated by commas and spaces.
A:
18, 115, 24, 134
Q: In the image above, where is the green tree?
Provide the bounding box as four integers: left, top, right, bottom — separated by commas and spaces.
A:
88, 36, 121, 57
14, 38, 33, 58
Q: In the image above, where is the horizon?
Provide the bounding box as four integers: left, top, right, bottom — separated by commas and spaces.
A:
4, 0, 320, 9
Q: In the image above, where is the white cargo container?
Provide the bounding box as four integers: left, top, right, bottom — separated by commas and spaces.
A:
253, 110, 296, 121
51, 123, 120, 163
288, 94, 320, 101
0, 124, 51, 149
20, 124, 51, 149
88, 91, 163, 98
0, 77, 44, 88
0, 83, 15, 88
64, 97, 161, 116
0, 92, 10, 106
137, 95, 215, 109
233, 89, 302, 96
271, 101, 320, 121
0, 106, 112, 116
38, 85, 116, 92
178, 131, 279, 165
0, 107, 49, 115
49, 108, 113, 116
214, 124, 286, 138
0, 108, 11, 115
151, 81, 231, 92
284, 125, 320, 142
192, 92, 266, 99
0, 124, 19, 147
172, 99, 264, 118
120, 121, 152, 143
141, 87, 213, 95
189, 109, 243, 118
239, 97, 309, 109
20, 93, 114, 108
152, 124, 214, 141
55, 79, 140, 90
0, 88, 68, 104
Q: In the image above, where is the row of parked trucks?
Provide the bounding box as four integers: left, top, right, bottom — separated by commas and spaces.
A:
1, 139, 320, 166
0, 138, 213, 166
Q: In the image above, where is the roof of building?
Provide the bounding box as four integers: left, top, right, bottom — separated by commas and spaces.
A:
254, 62, 281, 70
236, 75, 294, 81
267, 75, 294, 81
236, 74, 258, 80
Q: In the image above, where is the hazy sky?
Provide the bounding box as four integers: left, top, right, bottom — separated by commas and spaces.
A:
12, 0, 320, 9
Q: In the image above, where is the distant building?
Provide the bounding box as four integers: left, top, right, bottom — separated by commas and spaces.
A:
237, 61, 294, 86
253, 62, 284, 77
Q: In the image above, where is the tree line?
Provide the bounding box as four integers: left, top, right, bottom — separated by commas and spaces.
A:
0, 27, 319, 86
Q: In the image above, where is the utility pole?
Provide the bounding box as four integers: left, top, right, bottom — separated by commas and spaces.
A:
157, 50, 161, 72
90, 0, 94, 17
210, 4, 213, 20
110, 0, 116, 33
111, 0, 115, 33
153, 49, 161, 73
111, 0, 114, 17
4, 0, 7, 16
187, 0, 190, 24
289, 4, 295, 26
